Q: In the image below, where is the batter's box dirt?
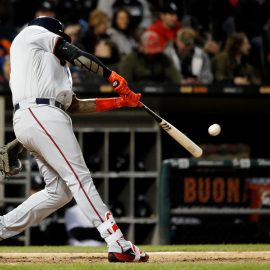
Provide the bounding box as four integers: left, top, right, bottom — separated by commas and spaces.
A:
0, 252, 270, 264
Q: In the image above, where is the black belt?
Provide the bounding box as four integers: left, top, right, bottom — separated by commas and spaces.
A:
14, 98, 65, 112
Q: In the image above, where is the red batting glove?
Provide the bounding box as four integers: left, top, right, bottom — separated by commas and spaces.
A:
108, 71, 130, 95
95, 92, 141, 112
118, 91, 142, 107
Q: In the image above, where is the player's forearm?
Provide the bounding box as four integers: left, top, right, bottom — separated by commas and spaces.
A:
67, 96, 96, 114
54, 39, 112, 78
67, 95, 132, 114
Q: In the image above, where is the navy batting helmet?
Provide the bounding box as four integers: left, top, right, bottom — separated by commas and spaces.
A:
28, 16, 71, 43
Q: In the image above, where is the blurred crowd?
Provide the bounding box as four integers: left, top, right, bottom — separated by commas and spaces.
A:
1, 0, 270, 86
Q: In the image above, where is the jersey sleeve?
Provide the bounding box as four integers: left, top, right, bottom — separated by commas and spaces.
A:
28, 26, 60, 53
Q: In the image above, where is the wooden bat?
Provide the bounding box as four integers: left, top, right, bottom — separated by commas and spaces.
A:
140, 102, 203, 158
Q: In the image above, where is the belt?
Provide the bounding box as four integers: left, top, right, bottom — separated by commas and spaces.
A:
14, 98, 65, 112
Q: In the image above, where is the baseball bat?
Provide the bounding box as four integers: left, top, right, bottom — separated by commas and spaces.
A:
140, 102, 203, 158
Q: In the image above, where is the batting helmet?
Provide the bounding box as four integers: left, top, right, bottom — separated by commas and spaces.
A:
28, 16, 71, 43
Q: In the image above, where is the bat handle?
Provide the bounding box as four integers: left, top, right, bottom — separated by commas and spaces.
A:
138, 101, 144, 108
139, 102, 163, 123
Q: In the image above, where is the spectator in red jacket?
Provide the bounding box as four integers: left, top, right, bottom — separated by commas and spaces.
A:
147, 2, 180, 50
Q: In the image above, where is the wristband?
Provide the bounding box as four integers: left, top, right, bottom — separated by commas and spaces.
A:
95, 98, 121, 112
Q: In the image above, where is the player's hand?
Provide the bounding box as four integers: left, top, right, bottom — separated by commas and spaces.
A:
117, 91, 142, 108
108, 71, 129, 95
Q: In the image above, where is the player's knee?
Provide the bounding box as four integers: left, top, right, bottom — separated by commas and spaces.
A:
63, 191, 73, 204
57, 190, 73, 206
45, 186, 73, 206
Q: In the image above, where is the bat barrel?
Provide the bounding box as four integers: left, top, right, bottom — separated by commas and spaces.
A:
139, 102, 202, 158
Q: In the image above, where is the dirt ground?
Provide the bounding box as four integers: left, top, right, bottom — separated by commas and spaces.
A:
0, 251, 270, 264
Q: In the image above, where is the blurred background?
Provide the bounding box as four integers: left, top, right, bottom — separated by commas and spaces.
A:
1, 0, 270, 246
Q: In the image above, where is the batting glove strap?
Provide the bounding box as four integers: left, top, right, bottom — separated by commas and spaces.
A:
107, 71, 129, 95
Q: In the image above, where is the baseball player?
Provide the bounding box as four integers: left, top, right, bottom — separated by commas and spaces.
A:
0, 16, 148, 262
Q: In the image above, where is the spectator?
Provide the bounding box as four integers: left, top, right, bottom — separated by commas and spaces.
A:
109, 8, 139, 56
181, 0, 212, 35
64, 202, 105, 246
181, 15, 220, 58
210, 0, 239, 45
64, 22, 84, 48
56, 0, 98, 25
203, 39, 221, 59
119, 31, 181, 83
97, 0, 153, 30
81, 9, 110, 54
0, 55, 10, 83
211, 0, 270, 53
19, 0, 56, 31
35, 0, 56, 18
73, 35, 120, 85
94, 36, 120, 69
63, 22, 86, 84
261, 18, 270, 83
0, 39, 11, 83
9, 0, 55, 28
212, 32, 261, 85
232, 0, 270, 73
2, 55, 10, 82
147, 2, 180, 50
233, 0, 270, 41
164, 27, 213, 85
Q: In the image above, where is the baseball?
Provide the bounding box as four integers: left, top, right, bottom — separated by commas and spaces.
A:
208, 123, 221, 136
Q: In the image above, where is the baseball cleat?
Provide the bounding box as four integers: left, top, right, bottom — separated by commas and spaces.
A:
108, 241, 149, 262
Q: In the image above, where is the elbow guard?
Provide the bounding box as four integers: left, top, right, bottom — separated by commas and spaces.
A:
54, 39, 111, 78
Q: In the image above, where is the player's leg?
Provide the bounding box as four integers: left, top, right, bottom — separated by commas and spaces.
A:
0, 157, 73, 240
14, 106, 148, 262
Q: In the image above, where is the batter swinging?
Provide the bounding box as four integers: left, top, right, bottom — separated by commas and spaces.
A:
0, 17, 148, 263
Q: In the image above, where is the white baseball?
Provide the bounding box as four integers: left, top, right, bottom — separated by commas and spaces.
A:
208, 123, 221, 136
